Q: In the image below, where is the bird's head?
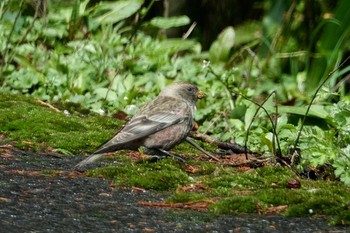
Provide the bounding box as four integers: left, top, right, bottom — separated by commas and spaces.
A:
159, 82, 205, 105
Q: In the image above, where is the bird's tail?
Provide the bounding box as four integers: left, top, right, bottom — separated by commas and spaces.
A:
75, 153, 104, 169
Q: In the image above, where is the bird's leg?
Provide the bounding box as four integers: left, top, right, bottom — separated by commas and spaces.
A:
143, 147, 186, 162
156, 148, 186, 162
185, 137, 220, 161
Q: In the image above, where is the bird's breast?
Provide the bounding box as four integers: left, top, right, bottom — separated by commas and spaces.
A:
142, 117, 193, 150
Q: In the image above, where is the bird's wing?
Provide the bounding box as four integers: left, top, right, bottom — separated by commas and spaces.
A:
92, 111, 187, 155
117, 112, 186, 143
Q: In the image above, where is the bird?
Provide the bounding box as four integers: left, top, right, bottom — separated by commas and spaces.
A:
75, 81, 205, 169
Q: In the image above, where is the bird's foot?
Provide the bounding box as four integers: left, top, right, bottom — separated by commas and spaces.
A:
147, 154, 186, 163
147, 155, 163, 162
156, 148, 186, 162
143, 148, 186, 163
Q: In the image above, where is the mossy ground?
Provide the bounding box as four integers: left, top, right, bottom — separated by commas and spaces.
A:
1, 92, 349, 226
91, 155, 350, 225
0, 92, 123, 155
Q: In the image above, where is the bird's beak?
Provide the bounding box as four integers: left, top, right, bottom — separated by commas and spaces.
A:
196, 90, 205, 99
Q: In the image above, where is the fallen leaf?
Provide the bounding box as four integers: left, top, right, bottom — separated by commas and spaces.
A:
0, 197, 11, 202
132, 186, 146, 192
185, 164, 200, 173
266, 205, 288, 214
138, 199, 215, 211
286, 178, 301, 189
178, 184, 207, 192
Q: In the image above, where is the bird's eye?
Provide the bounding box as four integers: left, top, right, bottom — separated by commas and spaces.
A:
187, 87, 193, 92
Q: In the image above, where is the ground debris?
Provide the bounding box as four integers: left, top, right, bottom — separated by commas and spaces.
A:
138, 199, 215, 211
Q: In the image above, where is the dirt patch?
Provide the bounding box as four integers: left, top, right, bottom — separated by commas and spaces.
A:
0, 147, 348, 232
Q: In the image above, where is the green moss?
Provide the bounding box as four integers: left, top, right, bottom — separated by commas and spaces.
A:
88, 162, 349, 224
189, 161, 221, 176
0, 92, 122, 154
172, 139, 218, 159
209, 196, 258, 214
172, 142, 199, 156
286, 196, 340, 217
208, 173, 247, 189
194, 167, 350, 225
330, 207, 350, 225
167, 192, 208, 203
88, 158, 190, 191
256, 189, 306, 205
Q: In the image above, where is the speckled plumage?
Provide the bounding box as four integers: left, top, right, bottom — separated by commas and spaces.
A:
75, 82, 204, 169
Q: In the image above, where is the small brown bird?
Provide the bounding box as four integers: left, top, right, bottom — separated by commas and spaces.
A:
75, 82, 205, 169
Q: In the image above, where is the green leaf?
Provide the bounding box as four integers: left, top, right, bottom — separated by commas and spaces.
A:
94, 87, 117, 102
123, 74, 134, 91
92, 0, 144, 25
157, 39, 197, 54
150, 15, 190, 29
244, 104, 256, 131
209, 26, 235, 63
234, 21, 261, 45
71, 75, 87, 94
306, 0, 350, 91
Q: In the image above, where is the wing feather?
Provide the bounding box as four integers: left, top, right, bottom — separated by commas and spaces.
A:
93, 112, 187, 154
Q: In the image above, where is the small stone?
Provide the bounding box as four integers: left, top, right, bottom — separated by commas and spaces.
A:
286, 178, 301, 189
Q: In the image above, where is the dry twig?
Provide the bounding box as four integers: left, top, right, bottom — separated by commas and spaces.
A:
189, 131, 254, 154
138, 200, 215, 211
35, 99, 60, 112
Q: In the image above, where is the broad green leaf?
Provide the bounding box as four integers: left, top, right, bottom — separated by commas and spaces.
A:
244, 104, 256, 131
150, 15, 190, 29
71, 75, 88, 94
123, 74, 134, 91
79, 0, 90, 15
229, 119, 244, 130
92, 0, 144, 25
263, 132, 274, 152
234, 21, 261, 45
94, 87, 117, 102
209, 26, 235, 63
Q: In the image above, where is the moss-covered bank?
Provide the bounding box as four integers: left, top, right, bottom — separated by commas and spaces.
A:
1, 92, 349, 226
